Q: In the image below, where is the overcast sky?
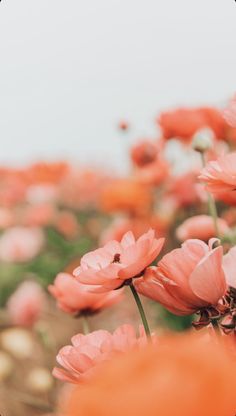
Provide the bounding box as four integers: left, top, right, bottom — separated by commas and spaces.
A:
0, 0, 235, 170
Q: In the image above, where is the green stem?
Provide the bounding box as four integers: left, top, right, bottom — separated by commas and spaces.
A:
81, 315, 90, 334
129, 283, 151, 337
200, 152, 220, 239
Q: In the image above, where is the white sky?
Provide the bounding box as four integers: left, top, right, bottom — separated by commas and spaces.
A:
0, 0, 236, 171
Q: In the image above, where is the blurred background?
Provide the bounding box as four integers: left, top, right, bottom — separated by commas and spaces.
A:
0, 1, 236, 415
0, 0, 236, 170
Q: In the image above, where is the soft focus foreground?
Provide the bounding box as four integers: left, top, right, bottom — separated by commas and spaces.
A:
2, 100, 236, 415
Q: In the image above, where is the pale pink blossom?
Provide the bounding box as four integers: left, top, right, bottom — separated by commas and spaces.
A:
73, 230, 164, 292
7, 281, 45, 327
176, 215, 230, 242
48, 273, 123, 314
0, 227, 44, 262
199, 152, 236, 194
222, 246, 236, 288
223, 94, 236, 128
53, 325, 146, 383
135, 239, 226, 316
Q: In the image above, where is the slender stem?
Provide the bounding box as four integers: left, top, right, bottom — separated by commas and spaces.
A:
81, 315, 90, 334
200, 152, 220, 239
129, 283, 151, 337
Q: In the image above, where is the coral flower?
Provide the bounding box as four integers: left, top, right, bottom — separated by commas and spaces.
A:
135, 239, 226, 316
158, 107, 226, 143
7, 281, 45, 327
100, 178, 153, 216
223, 94, 236, 128
53, 325, 146, 383
54, 211, 80, 239
73, 230, 164, 292
48, 273, 123, 314
222, 245, 236, 289
64, 333, 236, 416
176, 215, 230, 242
0, 227, 44, 263
199, 152, 236, 194
130, 140, 159, 167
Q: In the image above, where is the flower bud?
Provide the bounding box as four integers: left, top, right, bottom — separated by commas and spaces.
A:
192, 128, 213, 153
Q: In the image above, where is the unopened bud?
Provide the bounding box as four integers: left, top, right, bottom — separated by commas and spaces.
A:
192, 129, 213, 153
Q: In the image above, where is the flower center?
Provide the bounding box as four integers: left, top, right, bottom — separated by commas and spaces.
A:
113, 253, 121, 263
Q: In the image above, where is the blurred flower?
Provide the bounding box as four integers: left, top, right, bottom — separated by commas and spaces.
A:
64, 333, 236, 416
176, 215, 230, 241
118, 120, 129, 131
199, 152, 236, 194
0, 226, 44, 262
74, 229, 164, 292
59, 168, 109, 210
26, 367, 54, 393
7, 281, 46, 327
48, 273, 123, 314
167, 171, 206, 208
135, 239, 226, 315
53, 324, 146, 383
130, 140, 159, 167
26, 184, 58, 204
100, 216, 169, 246
134, 159, 170, 187
223, 94, 236, 128
158, 107, 226, 143
54, 211, 80, 239
25, 161, 69, 185
1, 328, 34, 359
0, 207, 14, 229
21, 203, 55, 227
100, 178, 153, 216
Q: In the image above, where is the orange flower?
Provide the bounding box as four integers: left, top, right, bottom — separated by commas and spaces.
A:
26, 162, 69, 185
54, 211, 80, 239
100, 179, 153, 216
199, 152, 236, 195
158, 107, 226, 143
64, 333, 236, 416
130, 140, 159, 167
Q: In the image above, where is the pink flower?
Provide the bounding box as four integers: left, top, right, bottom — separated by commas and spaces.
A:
0, 208, 14, 229
48, 273, 123, 314
135, 239, 227, 316
223, 94, 236, 128
176, 215, 230, 242
53, 324, 146, 383
73, 230, 164, 292
222, 246, 236, 288
7, 281, 45, 327
199, 152, 236, 194
0, 227, 44, 263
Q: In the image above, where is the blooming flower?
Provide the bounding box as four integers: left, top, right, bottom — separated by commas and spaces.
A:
7, 281, 45, 327
176, 215, 230, 242
222, 245, 236, 289
48, 273, 123, 314
130, 140, 159, 167
53, 325, 146, 383
135, 239, 226, 316
64, 333, 236, 416
0, 227, 44, 263
199, 152, 236, 194
223, 94, 236, 128
73, 230, 164, 292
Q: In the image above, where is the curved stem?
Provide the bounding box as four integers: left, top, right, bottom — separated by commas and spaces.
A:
81, 315, 90, 334
129, 283, 151, 337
